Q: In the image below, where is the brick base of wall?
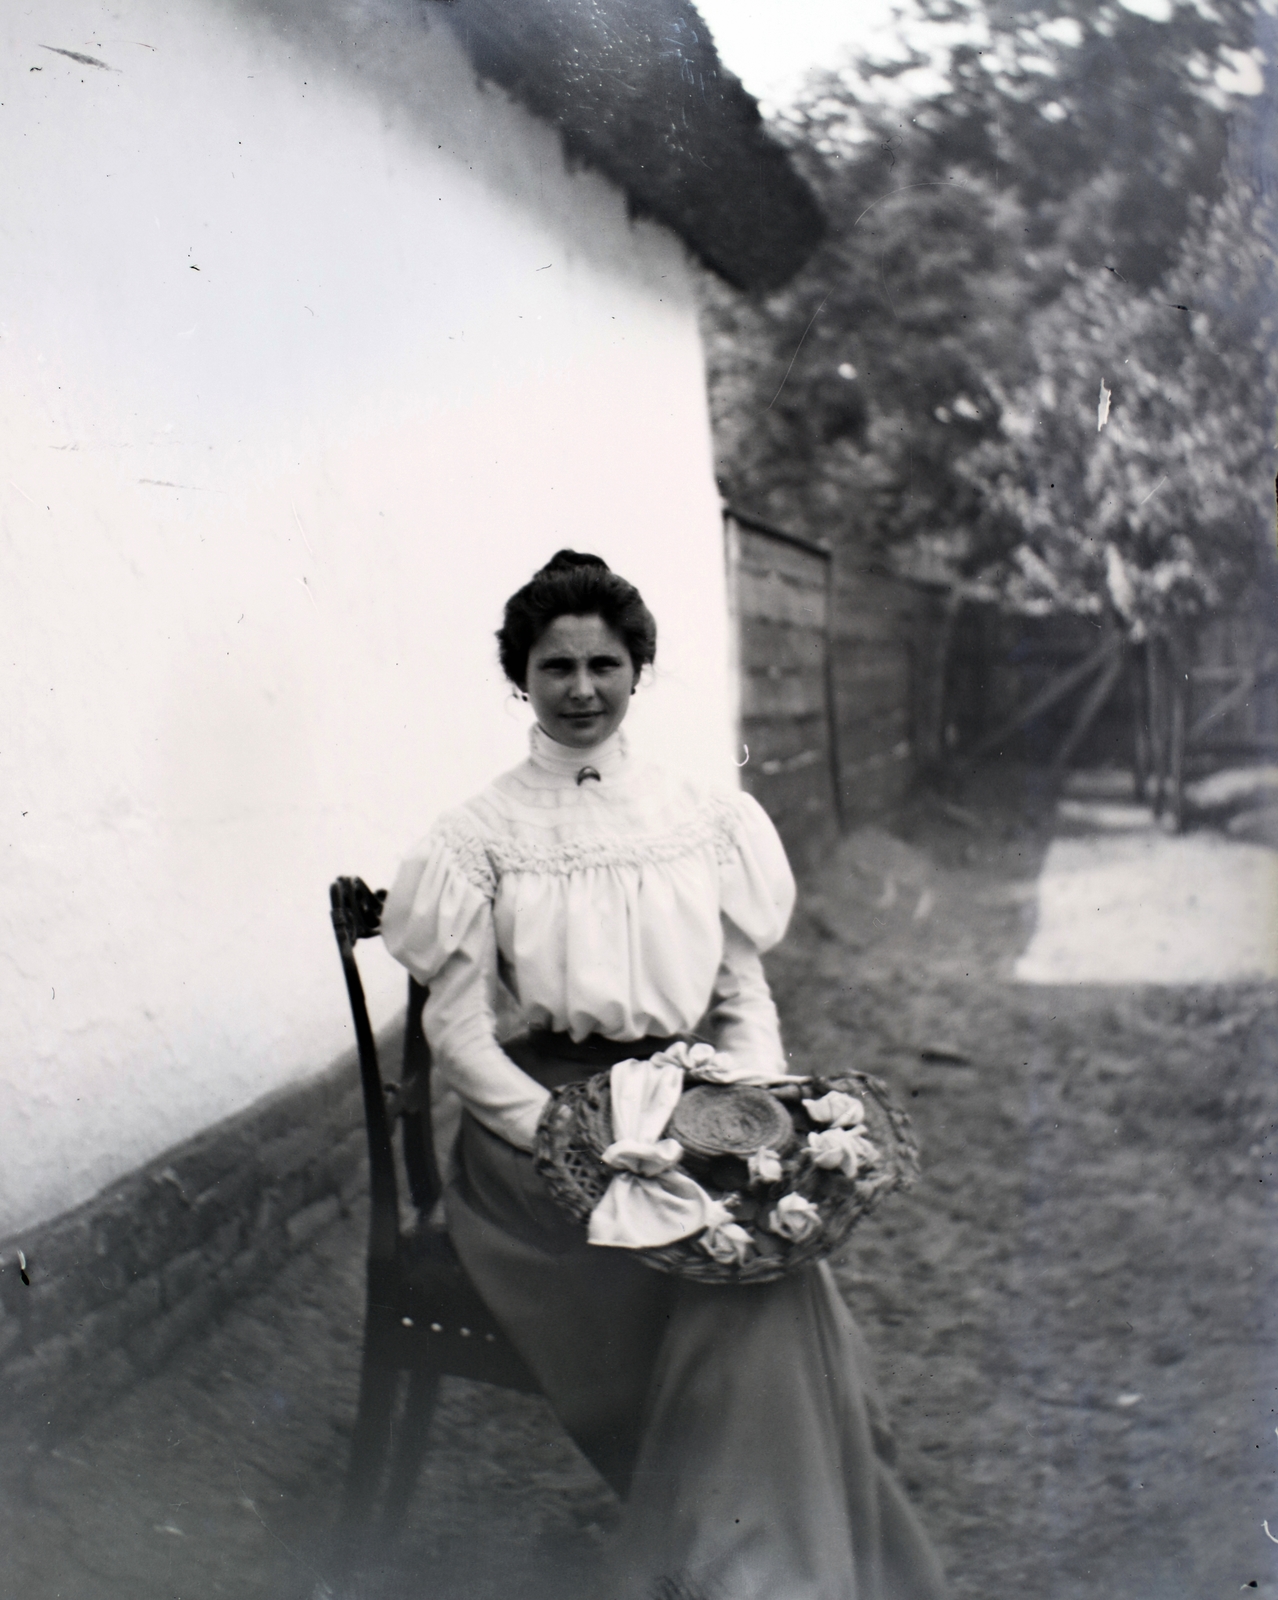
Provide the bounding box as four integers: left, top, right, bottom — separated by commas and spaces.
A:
0, 1023, 400, 1442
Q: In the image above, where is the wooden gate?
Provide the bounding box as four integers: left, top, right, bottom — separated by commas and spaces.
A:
949, 600, 1278, 830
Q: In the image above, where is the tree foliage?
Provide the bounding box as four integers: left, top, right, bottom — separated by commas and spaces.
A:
969, 169, 1278, 627
700, 0, 1275, 623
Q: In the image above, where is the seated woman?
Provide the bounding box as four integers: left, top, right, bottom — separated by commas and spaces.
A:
382, 550, 949, 1600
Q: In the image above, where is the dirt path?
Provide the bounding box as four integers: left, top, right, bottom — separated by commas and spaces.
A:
777, 768, 1278, 1597
1013, 792, 1278, 984
3, 764, 1275, 1598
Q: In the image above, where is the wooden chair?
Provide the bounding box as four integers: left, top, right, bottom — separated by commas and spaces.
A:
328, 876, 539, 1547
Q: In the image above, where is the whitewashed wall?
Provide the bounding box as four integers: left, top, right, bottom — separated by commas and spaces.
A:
0, 0, 736, 1236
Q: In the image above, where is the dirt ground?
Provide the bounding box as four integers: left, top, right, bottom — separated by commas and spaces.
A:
1013, 770, 1278, 985
775, 764, 1278, 1598
2, 761, 1276, 1599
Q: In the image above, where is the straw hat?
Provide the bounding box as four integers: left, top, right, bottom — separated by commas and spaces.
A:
534, 1066, 919, 1283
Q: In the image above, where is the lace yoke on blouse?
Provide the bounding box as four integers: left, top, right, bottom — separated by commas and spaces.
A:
381, 725, 797, 1151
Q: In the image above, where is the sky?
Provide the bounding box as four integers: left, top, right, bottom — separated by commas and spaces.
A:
693, 0, 909, 114
694, 0, 1267, 114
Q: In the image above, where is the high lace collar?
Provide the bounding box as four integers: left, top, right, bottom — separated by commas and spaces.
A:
528, 722, 629, 781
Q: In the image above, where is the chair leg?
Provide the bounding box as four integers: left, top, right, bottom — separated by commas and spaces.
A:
380, 1365, 441, 1533
341, 1312, 400, 1529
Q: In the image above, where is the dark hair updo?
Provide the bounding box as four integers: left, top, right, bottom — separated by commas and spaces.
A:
497, 550, 657, 687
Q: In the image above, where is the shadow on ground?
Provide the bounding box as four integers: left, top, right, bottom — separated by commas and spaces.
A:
2, 762, 1276, 1599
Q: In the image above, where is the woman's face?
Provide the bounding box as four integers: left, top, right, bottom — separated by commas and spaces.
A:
524, 613, 637, 749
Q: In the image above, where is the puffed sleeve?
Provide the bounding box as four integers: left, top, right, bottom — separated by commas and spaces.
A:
718, 791, 797, 952
708, 793, 798, 1076
381, 821, 550, 1152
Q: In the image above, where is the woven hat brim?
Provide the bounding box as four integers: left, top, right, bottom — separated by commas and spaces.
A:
534, 1069, 919, 1284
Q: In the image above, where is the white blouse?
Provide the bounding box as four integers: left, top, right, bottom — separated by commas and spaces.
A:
381, 725, 797, 1152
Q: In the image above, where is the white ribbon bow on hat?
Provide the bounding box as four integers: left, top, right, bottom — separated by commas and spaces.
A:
650, 1038, 802, 1088
588, 1057, 730, 1250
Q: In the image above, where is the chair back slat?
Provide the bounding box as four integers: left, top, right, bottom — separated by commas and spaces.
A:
330, 878, 400, 1265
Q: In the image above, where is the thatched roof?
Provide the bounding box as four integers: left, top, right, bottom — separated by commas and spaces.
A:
442, 0, 824, 292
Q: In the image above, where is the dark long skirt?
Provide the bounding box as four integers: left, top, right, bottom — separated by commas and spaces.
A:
445, 1035, 950, 1600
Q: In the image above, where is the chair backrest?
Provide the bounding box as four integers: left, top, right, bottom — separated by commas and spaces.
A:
329, 877, 441, 1264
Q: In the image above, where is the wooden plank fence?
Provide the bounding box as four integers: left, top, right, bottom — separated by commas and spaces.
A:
725, 511, 839, 871
724, 510, 935, 868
